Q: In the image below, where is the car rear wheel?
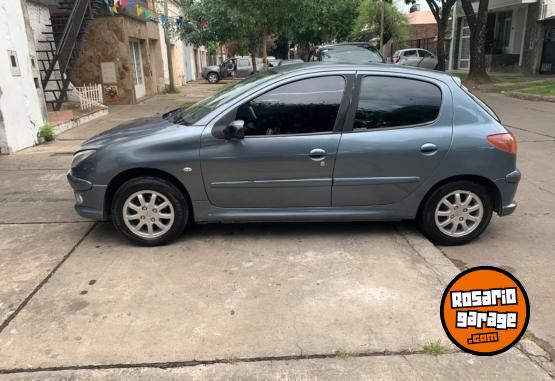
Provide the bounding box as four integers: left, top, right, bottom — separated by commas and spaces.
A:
112, 177, 188, 246
418, 181, 493, 246
207, 72, 219, 84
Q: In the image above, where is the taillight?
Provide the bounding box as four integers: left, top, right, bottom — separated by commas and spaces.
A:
487, 133, 517, 154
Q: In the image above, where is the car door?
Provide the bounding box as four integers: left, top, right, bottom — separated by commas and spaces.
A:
418, 49, 437, 69
236, 58, 252, 77
200, 74, 352, 208
332, 73, 453, 207
402, 49, 420, 66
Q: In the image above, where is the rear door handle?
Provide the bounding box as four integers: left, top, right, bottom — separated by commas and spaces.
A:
420, 143, 438, 155
309, 148, 326, 161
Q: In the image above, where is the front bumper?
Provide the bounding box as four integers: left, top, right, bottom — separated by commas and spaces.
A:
495, 169, 521, 217
67, 171, 107, 221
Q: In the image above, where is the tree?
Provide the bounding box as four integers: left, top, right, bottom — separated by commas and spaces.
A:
352, 0, 407, 48
405, 0, 456, 71
460, 0, 490, 82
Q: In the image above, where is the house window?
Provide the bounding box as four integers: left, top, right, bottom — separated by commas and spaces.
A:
7, 50, 21, 76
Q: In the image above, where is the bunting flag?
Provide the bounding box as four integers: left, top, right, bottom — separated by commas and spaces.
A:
160, 14, 168, 23
112, 5, 119, 14
136, 4, 144, 17
143, 9, 151, 20
120, 0, 127, 9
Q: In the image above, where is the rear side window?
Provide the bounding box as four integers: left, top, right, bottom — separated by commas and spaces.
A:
404, 50, 417, 57
239, 59, 250, 67
353, 76, 442, 130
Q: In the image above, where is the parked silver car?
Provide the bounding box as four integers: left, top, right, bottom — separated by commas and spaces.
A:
393, 48, 438, 70
68, 63, 519, 246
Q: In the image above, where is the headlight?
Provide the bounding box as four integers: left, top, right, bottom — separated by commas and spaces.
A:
71, 149, 96, 168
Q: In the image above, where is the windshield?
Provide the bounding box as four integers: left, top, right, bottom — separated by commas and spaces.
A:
170, 70, 279, 125
320, 47, 384, 64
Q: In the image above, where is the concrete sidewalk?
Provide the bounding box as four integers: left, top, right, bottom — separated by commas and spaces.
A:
0, 83, 552, 380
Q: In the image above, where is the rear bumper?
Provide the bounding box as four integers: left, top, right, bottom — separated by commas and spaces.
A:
495, 169, 521, 217
499, 202, 518, 216
67, 171, 107, 221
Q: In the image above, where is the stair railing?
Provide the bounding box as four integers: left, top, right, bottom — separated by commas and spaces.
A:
42, 0, 92, 89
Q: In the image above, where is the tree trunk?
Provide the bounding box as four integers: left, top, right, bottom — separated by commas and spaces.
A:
251, 53, 257, 74
461, 0, 490, 82
469, 25, 488, 81
436, 20, 447, 71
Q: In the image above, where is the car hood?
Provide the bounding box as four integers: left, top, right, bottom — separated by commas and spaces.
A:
203, 65, 220, 71
80, 116, 177, 150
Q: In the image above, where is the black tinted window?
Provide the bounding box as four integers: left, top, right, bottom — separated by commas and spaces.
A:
354, 76, 441, 130
404, 50, 417, 57
236, 76, 345, 136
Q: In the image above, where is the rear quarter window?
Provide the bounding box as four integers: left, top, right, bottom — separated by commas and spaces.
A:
354, 76, 442, 130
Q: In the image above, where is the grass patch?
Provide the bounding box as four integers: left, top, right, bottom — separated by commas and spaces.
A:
422, 340, 446, 356
38, 123, 55, 142
223, 354, 238, 364
493, 80, 555, 96
335, 350, 354, 359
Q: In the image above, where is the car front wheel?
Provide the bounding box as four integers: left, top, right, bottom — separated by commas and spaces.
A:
418, 181, 493, 246
112, 177, 188, 246
207, 72, 219, 84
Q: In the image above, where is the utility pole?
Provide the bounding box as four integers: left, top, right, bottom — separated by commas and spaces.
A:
448, 4, 457, 71
380, 0, 384, 55
164, 0, 176, 92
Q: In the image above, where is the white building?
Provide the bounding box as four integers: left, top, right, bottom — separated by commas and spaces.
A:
0, 0, 47, 154
454, 0, 555, 73
157, 0, 208, 84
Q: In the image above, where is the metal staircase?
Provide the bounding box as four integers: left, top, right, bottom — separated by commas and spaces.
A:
37, 0, 105, 111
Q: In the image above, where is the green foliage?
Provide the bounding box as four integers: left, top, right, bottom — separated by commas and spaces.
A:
352, 0, 408, 45
422, 340, 446, 355
38, 124, 54, 142
178, 0, 363, 59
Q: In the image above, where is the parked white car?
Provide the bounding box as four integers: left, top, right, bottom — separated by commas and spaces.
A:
393, 48, 438, 70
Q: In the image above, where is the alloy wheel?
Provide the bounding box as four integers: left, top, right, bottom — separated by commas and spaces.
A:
434, 190, 484, 238
123, 190, 175, 239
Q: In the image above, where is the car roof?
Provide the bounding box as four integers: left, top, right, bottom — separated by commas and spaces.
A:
318, 43, 378, 52
267, 62, 454, 82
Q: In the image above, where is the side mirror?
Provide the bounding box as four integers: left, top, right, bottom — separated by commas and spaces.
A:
223, 120, 245, 140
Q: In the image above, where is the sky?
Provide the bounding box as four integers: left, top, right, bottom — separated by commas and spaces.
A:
394, 0, 430, 13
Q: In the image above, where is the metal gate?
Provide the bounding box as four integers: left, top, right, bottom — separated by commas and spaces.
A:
540, 24, 555, 74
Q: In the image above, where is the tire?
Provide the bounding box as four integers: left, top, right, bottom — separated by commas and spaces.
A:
111, 177, 189, 246
207, 72, 219, 84
417, 181, 493, 246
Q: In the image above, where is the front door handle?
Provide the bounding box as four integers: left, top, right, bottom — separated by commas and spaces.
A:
420, 143, 438, 155
309, 148, 326, 161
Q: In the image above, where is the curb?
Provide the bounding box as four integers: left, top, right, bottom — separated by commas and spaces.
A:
397, 226, 460, 287
504, 91, 555, 103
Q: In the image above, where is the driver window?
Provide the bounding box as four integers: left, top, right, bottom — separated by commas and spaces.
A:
235, 76, 345, 136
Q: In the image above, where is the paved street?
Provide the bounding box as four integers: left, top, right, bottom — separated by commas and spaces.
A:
439, 92, 555, 361
0, 83, 553, 379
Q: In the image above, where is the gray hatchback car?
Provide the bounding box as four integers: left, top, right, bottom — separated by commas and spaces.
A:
68, 63, 520, 246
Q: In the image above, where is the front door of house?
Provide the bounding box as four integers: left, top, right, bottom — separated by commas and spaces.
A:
130, 40, 146, 99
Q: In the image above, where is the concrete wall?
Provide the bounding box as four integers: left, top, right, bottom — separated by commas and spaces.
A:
0, 0, 46, 154
74, 16, 161, 105
158, 0, 194, 86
